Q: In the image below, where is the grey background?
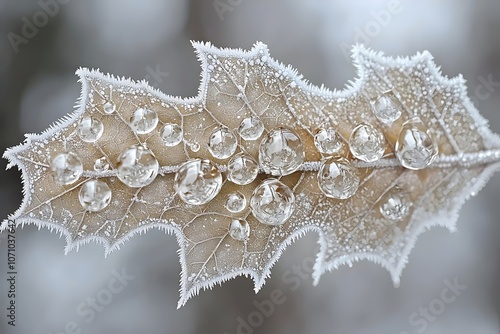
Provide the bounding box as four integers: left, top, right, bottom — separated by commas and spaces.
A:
1, 0, 500, 333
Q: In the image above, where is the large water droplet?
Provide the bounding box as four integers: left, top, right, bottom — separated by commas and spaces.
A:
103, 101, 116, 114
229, 219, 250, 241
379, 186, 411, 221
395, 118, 438, 170
79, 180, 112, 212
250, 178, 295, 226
94, 157, 110, 172
371, 93, 402, 124
225, 192, 247, 213
258, 128, 304, 176
227, 153, 259, 185
208, 127, 238, 159
77, 116, 104, 142
50, 152, 83, 185
238, 117, 264, 140
349, 124, 385, 162
318, 157, 359, 199
160, 123, 183, 146
129, 108, 158, 134
174, 159, 222, 205
116, 145, 159, 187
314, 128, 343, 155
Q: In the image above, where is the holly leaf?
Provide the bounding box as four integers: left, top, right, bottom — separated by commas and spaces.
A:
3, 42, 500, 307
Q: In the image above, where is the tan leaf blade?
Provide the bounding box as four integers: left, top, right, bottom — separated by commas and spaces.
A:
3, 42, 500, 307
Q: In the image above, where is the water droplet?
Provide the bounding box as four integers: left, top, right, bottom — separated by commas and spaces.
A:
258, 128, 304, 176
129, 108, 158, 134
250, 178, 295, 226
103, 101, 116, 114
349, 124, 385, 162
160, 123, 183, 146
189, 141, 200, 152
379, 186, 411, 221
314, 128, 343, 155
94, 157, 110, 172
116, 145, 159, 187
77, 116, 104, 142
50, 152, 83, 185
229, 219, 250, 241
395, 118, 438, 170
174, 159, 222, 205
238, 117, 264, 140
318, 157, 359, 199
79, 180, 112, 212
208, 127, 237, 159
227, 153, 259, 185
225, 192, 247, 213
371, 93, 402, 124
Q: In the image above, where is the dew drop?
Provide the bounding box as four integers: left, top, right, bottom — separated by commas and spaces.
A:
116, 145, 159, 187
371, 93, 402, 124
208, 127, 238, 159
79, 180, 112, 212
103, 101, 116, 114
229, 219, 250, 241
93, 157, 110, 172
258, 128, 304, 176
349, 124, 385, 162
129, 108, 158, 134
174, 159, 222, 205
314, 128, 343, 155
379, 186, 411, 221
395, 118, 438, 170
225, 192, 247, 213
50, 152, 83, 185
77, 116, 104, 143
227, 153, 259, 185
250, 178, 295, 226
189, 141, 200, 152
238, 117, 264, 140
160, 123, 183, 146
318, 157, 359, 199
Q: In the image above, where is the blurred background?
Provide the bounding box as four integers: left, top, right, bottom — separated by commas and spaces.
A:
1, 0, 500, 333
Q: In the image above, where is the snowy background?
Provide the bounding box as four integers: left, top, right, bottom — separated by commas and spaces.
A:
1, 0, 500, 333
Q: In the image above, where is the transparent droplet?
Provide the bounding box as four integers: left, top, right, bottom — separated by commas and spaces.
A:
129, 108, 158, 134
116, 145, 159, 187
189, 141, 200, 152
395, 118, 438, 170
94, 157, 110, 172
258, 128, 304, 176
349, 124, 385, 162
229, 219, 250, 241
238, 117, 265, 140
379, 186, 411, 221
227, 153, 259, 185
103, 101, 116, 114
371, 93, 402, 124
225, 192, 247, 213
174, 159, 222, 205
79, 180, 112, 212
50, 152, 83, 185
250, 178, 295, 226
208, 127, 238, 159
314, 128, 343, 154
318, 157, 360, 199
160, 123, 183, 146
77, 116, 104, 143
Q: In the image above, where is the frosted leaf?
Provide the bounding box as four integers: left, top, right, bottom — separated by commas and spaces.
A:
3, 42, 500, 308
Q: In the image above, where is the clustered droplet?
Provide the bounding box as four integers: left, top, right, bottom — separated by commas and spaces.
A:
50, 152, 83, 185
225, 192, 247, 213
318, 157, 360, 199
238, 117, 264, 141
250, 178, 295, 226
314, 128, 343, 155
258, 128, 304, 176
395, 118, 438, 170
174, 159, 222, 205
116, 145, 159, 188
208, 127, 238, 159
371, 92, 402, 124
227, 153, 259, 185
160, 123, 183, 146
130, 108, 158, 134
79, 180, 112, 212
349, 123, 385, 163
